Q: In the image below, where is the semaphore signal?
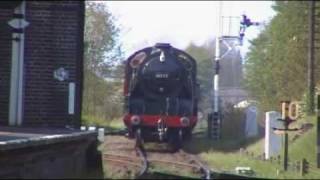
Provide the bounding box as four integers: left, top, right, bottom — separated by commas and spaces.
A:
239, 14, 261, 45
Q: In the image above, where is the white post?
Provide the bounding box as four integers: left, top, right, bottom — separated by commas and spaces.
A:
8, 1, 28, 126
68, 82, 75, 115
265, 111, 282, 159
245, 105, 258, 137
98, 128, 105, 142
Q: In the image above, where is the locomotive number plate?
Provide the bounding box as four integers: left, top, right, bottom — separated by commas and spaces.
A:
155, 73, 169, 78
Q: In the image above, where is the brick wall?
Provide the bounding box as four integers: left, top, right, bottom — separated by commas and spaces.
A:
23, 1, 84, 127
0, 9, 13, 125
0, 1, 84, 127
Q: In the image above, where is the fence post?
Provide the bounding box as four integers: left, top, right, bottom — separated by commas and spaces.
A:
296, 160, 300, 172
300, 159, 304, 176
239, 148, 244, 156
300, 158, 308, 176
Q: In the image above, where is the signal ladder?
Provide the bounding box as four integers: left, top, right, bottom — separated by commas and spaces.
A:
208, 112, 221, 140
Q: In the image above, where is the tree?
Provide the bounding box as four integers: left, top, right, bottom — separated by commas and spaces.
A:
243, 1, 316, 114
84, 2, 123, 76
184, 40, 215, 113
185, 40, 247, 139
82, 2, 124, 125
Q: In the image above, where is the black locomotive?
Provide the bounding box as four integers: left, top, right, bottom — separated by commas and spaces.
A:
123, 43, 198, 147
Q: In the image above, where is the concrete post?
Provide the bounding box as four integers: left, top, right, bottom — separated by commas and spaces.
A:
265, 111, 282, 159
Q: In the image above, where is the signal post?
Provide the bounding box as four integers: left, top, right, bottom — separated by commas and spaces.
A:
273, 101, 300, 171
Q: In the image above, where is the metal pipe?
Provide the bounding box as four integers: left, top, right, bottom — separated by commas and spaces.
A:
9, 1, 27, 126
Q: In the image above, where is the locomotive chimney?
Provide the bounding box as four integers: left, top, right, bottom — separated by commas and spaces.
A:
155, 43, 171, 49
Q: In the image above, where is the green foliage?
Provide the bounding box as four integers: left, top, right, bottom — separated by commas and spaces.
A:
243, 1, 320, 116
221, 103, 246, 140
184, 40, 215, 113
82, 69, 123, 124
84, 2, 123, 75
288, 116, 316, 165
184, 40, 247, 142
194, 116, 319, 179
82, 2, 124, 125
82, 114, 110, 127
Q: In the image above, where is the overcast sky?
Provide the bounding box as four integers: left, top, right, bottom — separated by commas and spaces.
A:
104, 1, 276, 57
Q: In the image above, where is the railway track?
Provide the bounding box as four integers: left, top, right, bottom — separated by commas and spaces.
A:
103, 144, 149, 178
103, 148, 211, 179
147, 158, 210, 179
135, 145, 148, 177
103, 135, 260, 179
178, 149, 212, 179
144, 149, 211, 179
103, 150, 259, 179
103, 153, 142, 168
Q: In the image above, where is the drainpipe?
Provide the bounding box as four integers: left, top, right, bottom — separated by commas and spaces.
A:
8, 1, 29, 126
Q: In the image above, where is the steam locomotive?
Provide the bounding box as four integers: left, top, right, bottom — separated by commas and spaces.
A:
123, 43, 198, 147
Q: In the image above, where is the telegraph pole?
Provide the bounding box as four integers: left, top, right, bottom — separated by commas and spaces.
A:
317, 95, 320, 168
309, 0, 320, 169
308, 0, 315, 115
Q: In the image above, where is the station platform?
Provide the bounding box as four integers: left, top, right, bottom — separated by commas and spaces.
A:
0, 126, 101, 178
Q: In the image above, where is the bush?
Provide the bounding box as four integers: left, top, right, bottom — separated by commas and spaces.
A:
82, 114, 110, 127
221, 103, 246, 140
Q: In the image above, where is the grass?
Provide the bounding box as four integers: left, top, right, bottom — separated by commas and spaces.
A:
82, 114, 110, 127
288, 116, 316, 164
187, 136, 297, 179
88, 112, 320, 179
108, 119, 125, 129
201, 151, 306, 179
182, 115, 320, 179
148, 164, 198, 178
82, 114, 125, 133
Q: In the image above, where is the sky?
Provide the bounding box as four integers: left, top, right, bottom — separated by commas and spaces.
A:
103, 1, 276, 58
